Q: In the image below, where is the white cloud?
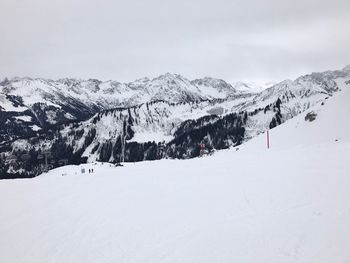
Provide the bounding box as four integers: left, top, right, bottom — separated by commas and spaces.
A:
0, 0, 349, 82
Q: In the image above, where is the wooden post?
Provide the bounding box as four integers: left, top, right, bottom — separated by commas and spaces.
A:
267, 130, 270, 149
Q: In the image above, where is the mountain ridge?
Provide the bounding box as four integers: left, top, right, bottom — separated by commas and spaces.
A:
1, 66, 350, 178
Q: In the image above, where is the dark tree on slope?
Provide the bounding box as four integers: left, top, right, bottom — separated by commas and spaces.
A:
269, 98, 283, 129
166, 112, 246, 159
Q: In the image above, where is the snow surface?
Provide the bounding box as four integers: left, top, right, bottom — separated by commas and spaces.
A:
0, 85, 350, 262
129, 131, 173, 143
0, 94, 27, 112
30, 125, 41, 131
14, 115, 32, 122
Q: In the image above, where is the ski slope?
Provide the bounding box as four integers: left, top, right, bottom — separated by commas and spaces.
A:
0, 85, 350, 263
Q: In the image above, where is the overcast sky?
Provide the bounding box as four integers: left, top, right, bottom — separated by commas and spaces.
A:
1, 0, 350, 83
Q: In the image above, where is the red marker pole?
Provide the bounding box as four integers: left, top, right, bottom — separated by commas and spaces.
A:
267, 130, 270, 149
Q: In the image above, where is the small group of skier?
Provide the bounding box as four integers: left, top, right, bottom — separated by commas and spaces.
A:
88, 168, 94, 173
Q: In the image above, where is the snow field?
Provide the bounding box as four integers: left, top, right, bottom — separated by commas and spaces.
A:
0, 78, 349, 263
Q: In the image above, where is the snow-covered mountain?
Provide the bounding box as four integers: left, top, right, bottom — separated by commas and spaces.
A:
0, 73, 239, 117
1, 65, 350, 178
1, 77, 350, 262
0, 74, 245, 142
191, 77, 238, 99
233, 81, 275, 93
239, 68, 349, 138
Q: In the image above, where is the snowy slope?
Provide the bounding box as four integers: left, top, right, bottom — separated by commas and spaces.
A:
233, 81, 275, 93
0, 74, 248, 142
1, 66, 350, 177
191, 77, 238, 98
0, 74, 245, 143
256, 80, 350, 148
0, 79, 349, 263
1, 68, 346, 144
240, 69, 349, 138
2, 68, 349, 176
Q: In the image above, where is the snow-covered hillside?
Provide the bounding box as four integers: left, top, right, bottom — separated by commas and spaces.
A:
1, 66, 350, 177
0, 79, 349, 263
0, 74, 247, 142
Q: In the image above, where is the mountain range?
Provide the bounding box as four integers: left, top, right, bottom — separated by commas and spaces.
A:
1, 66, 349, 178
